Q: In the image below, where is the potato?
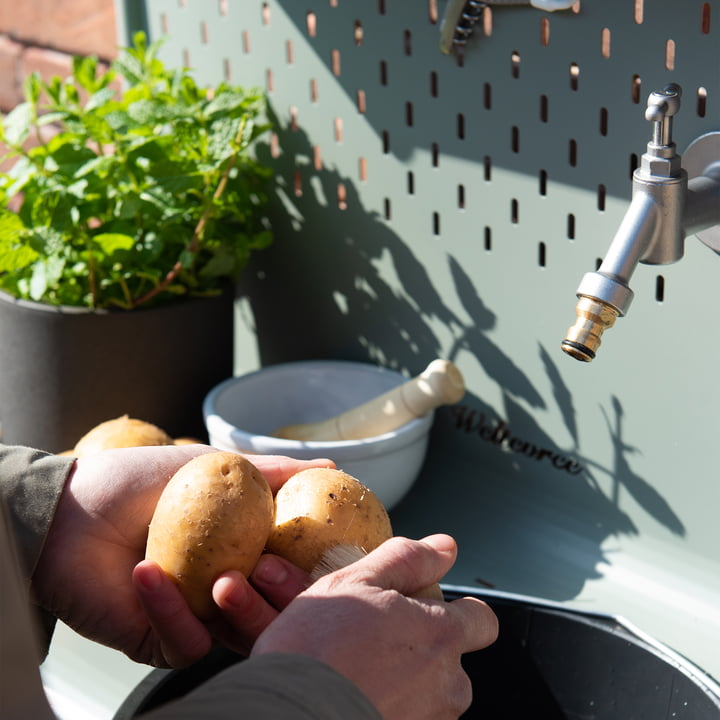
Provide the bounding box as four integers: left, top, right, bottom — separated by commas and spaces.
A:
145, 451, 274, 619
73, 415, 173, 456
267, 467, 393, 573
270, 467, 444, 601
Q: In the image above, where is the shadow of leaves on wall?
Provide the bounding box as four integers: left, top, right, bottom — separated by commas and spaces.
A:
241, 117, 685, 600
601, 396, 685, 537
446, 256, 545, 411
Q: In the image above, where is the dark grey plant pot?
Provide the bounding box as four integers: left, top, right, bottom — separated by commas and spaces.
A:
0, 288, 234, 453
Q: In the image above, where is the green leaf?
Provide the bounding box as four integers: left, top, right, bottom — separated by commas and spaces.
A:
92, 232, 136, 254
0, 211, 37, 271
44, 253, 66, 288
207, 116, 243, 161
85, 86, 117, 113
2, 102, 34, 146
114, 194, 142, 220
100, 109, 128, 133
111, 53, 144, 87
29, 260, 49, 301
47, 138, 98, 179
2, 157, 35, 196
42, 76, 64, 105
23, 73, 42, 105
74, 154, 115, 180
127, 98, 171, 126
73, 55, 99, 93
37, 111, 68, 127
199, 249, 237, 277
63, 83, 81, 108
205, 90, 246, 117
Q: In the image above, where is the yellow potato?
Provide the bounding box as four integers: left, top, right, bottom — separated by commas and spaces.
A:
270, 468, 444, 600
267, 467, 393, 573
73, 415, 173, 456
145, 451, 274, 620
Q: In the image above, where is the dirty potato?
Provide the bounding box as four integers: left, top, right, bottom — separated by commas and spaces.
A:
267, 467, 393, 573
145, 451, 274, 619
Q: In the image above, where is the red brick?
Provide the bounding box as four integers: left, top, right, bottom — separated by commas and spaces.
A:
0, 0, 117, 61
21, 46, 74, 87
0, 35, 23, 111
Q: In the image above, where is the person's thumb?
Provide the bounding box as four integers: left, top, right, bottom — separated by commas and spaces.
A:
354, 534, 456, 598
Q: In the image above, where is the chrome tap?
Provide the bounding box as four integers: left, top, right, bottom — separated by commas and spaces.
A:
561, 84, 720, 362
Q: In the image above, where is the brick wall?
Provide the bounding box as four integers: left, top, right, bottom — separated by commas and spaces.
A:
0, 0, 117, 113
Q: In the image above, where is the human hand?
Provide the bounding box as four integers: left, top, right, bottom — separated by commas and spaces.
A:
32, 445, 331, 668
251, 534, 499, 720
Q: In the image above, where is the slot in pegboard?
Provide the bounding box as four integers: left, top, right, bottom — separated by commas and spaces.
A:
114, 0, 720, 678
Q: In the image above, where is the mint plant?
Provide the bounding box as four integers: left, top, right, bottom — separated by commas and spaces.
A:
0, 32, 272, 309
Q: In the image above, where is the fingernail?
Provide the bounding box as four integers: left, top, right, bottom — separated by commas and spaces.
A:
301, 458, 335, 468
422, 534, 457, 556
223, 578, 248, 609
252, 555, 288, 585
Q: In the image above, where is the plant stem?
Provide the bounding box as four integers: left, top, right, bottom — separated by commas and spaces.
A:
87, 236, 98, 307
130, 118, 246, 309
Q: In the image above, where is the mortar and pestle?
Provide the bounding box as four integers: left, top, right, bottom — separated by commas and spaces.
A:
203, 359, 464, 509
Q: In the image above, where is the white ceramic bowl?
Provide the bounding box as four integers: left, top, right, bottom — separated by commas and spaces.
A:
203, 360, 433, 509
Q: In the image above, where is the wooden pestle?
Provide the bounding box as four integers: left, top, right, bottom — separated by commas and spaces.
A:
272, 359, 465, 441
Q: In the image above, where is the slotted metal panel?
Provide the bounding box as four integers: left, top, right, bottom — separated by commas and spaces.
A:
113, 0, 720, 679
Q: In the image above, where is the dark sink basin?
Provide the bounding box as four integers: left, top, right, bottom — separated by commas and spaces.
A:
115, 587, 720, 720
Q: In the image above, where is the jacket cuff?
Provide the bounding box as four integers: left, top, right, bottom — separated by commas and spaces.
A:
141, 653, 382, 720
0, 445, 76, 657
0, 445, 75, 580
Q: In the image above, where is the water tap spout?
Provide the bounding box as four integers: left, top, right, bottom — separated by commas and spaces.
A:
561, 84, 720, 362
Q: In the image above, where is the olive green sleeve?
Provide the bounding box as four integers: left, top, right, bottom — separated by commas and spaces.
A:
0, 444, 76, 654
141, 653, 382, 720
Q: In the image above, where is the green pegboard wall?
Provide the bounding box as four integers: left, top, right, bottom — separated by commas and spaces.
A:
115, 0, 720, 678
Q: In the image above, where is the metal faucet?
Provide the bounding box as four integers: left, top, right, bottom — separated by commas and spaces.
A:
561, 84, 720, 362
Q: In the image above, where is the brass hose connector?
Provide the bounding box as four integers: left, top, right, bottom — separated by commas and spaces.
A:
561, 296, 620, 362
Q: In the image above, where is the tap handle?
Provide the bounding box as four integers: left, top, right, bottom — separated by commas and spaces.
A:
645, 84, 682, 147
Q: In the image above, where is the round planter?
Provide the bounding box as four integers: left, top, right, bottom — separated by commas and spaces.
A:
0, 289, 234, 453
